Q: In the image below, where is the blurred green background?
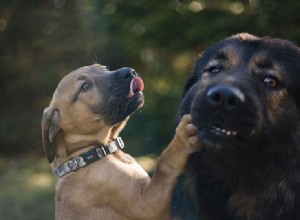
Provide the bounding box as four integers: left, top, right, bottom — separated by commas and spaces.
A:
1, 0, 300, 219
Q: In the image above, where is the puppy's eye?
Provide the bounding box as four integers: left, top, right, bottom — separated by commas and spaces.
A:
206, 66, 221, 74
262, 76, 279, 88
80, 82, 92, 92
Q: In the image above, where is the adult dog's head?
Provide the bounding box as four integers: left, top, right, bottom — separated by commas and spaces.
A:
179, 33, 300, 163
42, 64, 144, 163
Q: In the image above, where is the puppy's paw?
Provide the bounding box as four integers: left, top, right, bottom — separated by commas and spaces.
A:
174, 114, 201, 154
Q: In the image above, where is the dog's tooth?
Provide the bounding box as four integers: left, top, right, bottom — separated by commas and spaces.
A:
211, 126, 238, 137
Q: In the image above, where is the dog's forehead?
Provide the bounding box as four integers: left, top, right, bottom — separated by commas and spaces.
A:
197, 35, 257, 65
203, 34, 300, 66
198, 34, 300, 90
53, 64, 109, 98
207, 45, 241, 64
252, 38, 300, 81
60, 64, 108, 83
70, 64, 108, 78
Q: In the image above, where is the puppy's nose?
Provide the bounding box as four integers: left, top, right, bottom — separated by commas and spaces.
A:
206, 85, 245, 110
129, 69, 137, 78
118, 68, 137, 79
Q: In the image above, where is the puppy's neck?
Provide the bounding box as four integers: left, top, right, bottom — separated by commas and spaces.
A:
52, 120, 128, 167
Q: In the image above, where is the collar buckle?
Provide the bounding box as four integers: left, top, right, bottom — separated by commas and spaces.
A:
68, 157, 80, 171
116, 137, 124, 149
96, 147, 107, 158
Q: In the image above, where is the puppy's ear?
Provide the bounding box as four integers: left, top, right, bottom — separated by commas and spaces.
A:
41, 107, 61, 163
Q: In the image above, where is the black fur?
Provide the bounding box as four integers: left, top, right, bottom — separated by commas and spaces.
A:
173, 33, 300, 220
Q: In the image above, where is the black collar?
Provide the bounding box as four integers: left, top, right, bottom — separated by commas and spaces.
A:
53, 137, 124, 178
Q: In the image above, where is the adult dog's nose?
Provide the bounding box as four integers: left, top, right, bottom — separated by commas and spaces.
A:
206, 85, 245, 110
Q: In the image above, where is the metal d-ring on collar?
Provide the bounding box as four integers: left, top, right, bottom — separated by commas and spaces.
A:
53, 137, 125, 178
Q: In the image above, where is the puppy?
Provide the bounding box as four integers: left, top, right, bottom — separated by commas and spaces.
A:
41, 64, 200, 220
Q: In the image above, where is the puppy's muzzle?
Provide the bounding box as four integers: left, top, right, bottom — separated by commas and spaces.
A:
116, 67, 138, 79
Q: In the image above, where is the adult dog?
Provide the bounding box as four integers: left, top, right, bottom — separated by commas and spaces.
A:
175, 33, 300, 220
41, 64, 200, 219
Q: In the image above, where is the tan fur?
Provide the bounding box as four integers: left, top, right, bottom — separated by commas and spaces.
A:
42, 64, 200, 220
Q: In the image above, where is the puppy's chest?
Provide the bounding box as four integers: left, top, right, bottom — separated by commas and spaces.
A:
55, 156, 149, 201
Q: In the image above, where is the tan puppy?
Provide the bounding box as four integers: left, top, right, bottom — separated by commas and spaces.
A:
41, 64, 200, 220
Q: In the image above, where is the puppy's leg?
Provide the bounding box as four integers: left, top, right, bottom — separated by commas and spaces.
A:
139, 114, 201, 218
157, 114, 201, 175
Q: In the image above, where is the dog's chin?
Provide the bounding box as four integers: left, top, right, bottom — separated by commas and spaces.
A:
128, 91, 144, 107
124, 91, 144, 115
108, 91, 144, 125
198, 126, 262, 162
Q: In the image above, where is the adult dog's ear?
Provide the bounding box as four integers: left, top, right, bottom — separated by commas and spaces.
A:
177, 55, 204, 122
41, 107, 61, 163
181, 73, 198, 99
181, 55, 204, 99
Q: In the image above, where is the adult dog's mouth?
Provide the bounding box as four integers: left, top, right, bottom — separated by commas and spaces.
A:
197, 122, 262, 158
206, 125, 238, 138
198, 123, 259, 143
198, 125, 239, 150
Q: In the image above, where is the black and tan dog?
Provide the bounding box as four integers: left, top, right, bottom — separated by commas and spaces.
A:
175, 33, 300, 220
42, 64, 200, 220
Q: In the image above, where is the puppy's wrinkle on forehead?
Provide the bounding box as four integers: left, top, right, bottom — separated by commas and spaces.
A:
77, 74, 89, 81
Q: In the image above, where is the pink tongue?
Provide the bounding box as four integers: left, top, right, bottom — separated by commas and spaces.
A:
127, 77, 144, 98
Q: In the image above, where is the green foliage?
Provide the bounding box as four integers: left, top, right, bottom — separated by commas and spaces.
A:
1, 0, 300, 156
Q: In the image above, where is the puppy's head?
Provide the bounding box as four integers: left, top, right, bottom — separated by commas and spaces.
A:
179, 33, 300, 163
42, 64, 144, 162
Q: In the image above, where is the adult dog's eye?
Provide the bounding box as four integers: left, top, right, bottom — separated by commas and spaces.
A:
207, 66, 221, 74
262, 76, 279, 88
80, 82, 92, 92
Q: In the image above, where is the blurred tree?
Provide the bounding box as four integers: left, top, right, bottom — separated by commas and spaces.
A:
1, 0, 300, 156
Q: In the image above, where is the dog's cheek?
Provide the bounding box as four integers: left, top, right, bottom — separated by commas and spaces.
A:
177, 83, 200, 120
265, 91, 286, 126
190, 94, 205, 128
265, 91, 298, 137
258, 67, 300, 148
102, 99, 132, 125
189, 83, 213, 127
61, 101, 102, 133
